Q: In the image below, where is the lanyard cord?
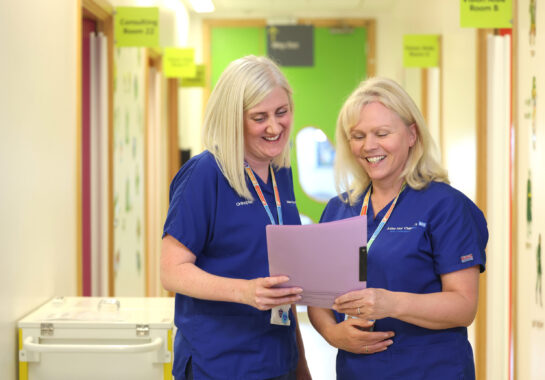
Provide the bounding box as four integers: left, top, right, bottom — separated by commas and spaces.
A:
360, 182, 406, 250
244, 163, 283, 225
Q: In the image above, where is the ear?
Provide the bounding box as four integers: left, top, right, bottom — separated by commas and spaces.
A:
408, 123, 417, 147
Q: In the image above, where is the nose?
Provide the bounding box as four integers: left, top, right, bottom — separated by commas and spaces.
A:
361, 134, 377, 153
266, 117, 282, 134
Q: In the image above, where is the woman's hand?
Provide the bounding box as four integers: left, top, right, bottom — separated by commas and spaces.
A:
333, 288, 394, 321
243, 276, 302, 311
324, 317, 394, 354
162, 236, 303, 309
333, 267, 480, 330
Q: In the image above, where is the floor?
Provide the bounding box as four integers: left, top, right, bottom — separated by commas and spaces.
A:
296, 306, 337, 380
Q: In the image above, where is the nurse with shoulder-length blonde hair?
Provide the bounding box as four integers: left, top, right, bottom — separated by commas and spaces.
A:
309, 77, 488, 379
161, 56, 311, 380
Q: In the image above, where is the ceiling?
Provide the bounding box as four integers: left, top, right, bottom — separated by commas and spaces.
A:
183, 0, 398, 18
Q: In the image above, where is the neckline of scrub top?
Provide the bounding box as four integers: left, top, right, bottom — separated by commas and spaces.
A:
244, 163, 283, 225
360, 182, 406, 250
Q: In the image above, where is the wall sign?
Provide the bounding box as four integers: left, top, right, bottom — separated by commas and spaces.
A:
267, 25, 314, 66
403, 35, 440, 68
460, 0, 512, 28
163, 48, 196, 78
180, 64, 206, 87
114, 7, 159, 47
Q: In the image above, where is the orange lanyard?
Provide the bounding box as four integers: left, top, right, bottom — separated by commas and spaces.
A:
244, 163, 283, 225
360, 183, 406, 250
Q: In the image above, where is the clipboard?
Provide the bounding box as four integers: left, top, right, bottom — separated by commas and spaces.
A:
266, 215, 367, 308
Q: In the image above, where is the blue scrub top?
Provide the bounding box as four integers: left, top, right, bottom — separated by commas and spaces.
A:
320, 182, 488, 380
163, 151, 301, 380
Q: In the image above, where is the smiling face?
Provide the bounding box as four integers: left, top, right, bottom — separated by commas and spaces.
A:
349, 101, 417, 190
243, 86, 292, 170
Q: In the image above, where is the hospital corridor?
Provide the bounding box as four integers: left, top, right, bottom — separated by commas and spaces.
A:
1, 0, 544, 379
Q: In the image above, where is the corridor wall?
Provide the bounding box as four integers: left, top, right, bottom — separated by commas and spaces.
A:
515, 0, 545, 378
486, 33, 511, 380
0, 1, 80, 379
87, 0, 190, 298
112, 47, 147, 296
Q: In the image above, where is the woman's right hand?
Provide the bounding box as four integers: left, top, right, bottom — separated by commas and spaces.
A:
324, 318, 394, 354
243, 276, 302, 311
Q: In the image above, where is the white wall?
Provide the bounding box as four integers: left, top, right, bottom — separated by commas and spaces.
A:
0, 0, 191, 377
485, 34, 511, 380
179, 15, 205, 157
0, 1, 79, 379
516, 1, 545, 379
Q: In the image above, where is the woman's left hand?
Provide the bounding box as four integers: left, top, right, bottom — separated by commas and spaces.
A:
332, 288, 394, 320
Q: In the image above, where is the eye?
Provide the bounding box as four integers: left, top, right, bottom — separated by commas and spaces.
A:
376, 130, 389, 137
350, 134, 364, 141
276, 108, 288, 116
252, 115, 266, 123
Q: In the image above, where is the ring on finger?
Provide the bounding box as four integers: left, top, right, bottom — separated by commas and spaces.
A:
357, 306, 361, 315
365, 345, 369, 353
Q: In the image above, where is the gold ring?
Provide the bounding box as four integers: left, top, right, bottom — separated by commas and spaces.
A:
365, 345, 369, 353
357, 307, 361, 315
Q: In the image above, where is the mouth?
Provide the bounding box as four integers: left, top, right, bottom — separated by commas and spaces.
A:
366, 155, 386, 164
263, 134, 281, 142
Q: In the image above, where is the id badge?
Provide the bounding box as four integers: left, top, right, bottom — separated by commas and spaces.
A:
270, 305, 291, 326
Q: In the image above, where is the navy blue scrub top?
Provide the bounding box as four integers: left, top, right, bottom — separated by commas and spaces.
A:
163, 151, 300, 380
320, 182, 488, 380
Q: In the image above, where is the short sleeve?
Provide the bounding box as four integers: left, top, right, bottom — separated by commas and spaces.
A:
319, 200, 335, 223
162, 155, 218, 257
319, 194, 352, 223
429, 191, 488, 275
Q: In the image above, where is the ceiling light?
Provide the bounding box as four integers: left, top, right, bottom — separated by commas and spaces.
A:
188, 0, 215, 13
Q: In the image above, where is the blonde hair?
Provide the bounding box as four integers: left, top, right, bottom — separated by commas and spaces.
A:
334, 77, 449, 205
202, 55, 293, 200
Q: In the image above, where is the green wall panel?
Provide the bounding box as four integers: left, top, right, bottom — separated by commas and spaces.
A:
210, 26, 367, 222
211, 27, 266, 87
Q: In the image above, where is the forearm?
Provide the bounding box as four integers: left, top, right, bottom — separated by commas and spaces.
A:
161, 261, 248, 304
390, 290, 477, 329
334, 267, 480, 330
307, 307, 337, 346
160, 235, 302, 309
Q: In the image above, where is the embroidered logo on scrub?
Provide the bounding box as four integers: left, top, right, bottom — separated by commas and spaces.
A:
461, 254, 474, 263
235, 200, 254, 207
386, 221, 427, 232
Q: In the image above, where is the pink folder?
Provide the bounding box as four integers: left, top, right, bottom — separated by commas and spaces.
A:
266, 215, 367, 308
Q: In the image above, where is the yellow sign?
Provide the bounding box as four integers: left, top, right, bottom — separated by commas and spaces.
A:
460, 0, 512, 28
403, 35, 440, 68
163, 48, 196, 78
115, 7, 159, 47
181, 65, 206, 87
